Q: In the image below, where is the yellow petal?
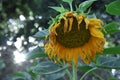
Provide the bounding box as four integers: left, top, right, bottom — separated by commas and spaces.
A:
90, 27, 104, 38
63, 17, 68, 33
88, 18, 102, 28
85, 18, 89, 29
68, 18, 73, 32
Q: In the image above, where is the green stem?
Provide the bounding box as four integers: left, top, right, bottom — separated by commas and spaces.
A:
65, 69, 73, 80
72, 62, 77, 80
92, 72, 104, 80
69, 3, 73, 11
80, 67, 97, 80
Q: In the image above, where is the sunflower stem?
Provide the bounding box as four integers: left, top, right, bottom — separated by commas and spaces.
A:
65, 69, 73, 80
80, 67, 97, 80
72, 61, 77, 80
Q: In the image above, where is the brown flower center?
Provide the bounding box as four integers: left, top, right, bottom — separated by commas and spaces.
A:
56, 16, 91, 48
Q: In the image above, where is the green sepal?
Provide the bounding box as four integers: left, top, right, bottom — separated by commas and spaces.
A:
48, 13, 65, 29
50, 6, 68, 13
79, 0, 96, 13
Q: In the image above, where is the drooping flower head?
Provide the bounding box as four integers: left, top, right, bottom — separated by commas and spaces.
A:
45, 12, 105, 66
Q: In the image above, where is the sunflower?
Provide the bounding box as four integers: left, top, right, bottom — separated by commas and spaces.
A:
45, 12, 105, 66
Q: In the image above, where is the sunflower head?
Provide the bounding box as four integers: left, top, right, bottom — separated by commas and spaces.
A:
45, 12, 105, 66
56, 12, 91, 48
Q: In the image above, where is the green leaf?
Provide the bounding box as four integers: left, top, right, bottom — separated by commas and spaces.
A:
78, 65, 93, 71
2, 77, 14, 80
62, 0, 73, 4
48, 17, 57, 29
28, 70, 39, 80
13, 72, 31, 80
103, 46, 120, 54
79, 0, 96, 12
0, 60, 5, 70
96, 56, 120, 69
13, 78, 24, 80
106, 0, 120, 15
13, 72, 25, 77
27, 47, 47, 60
108, 77, 117, 80
104, 22, 120, 34
34, 29, 49, 38
33, 61, 68, 75
50, 7, 68, 13
45, 73, 65, 80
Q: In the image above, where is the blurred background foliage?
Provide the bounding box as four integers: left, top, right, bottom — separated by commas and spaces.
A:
0, 0, 120, 80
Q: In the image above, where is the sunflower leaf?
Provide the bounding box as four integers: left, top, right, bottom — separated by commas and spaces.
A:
79, 0, 96, 12
32, 61, 68, 75
78, 65, 93, 71
103, 46, 120, 54
62, 0, 73, 4
27, 47, 47, 60
45, 72, 65, 80
13, 71, 31, 80
104, 22, 120, 34
50, 6, 68, 13
96, 56, 120, 69
27, 68, 39, 80
34, 29, 49, 38
106, 0, 120, 15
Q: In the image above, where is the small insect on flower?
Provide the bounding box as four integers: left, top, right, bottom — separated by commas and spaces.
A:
45, 12, 105, 66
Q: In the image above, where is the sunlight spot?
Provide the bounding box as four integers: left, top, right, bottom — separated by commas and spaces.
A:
112, 69, 116, 76
14, 38, 22, 51
28, 46, 37, 51
119, 27, 120, 30
3, 46, 7, 50
29, 36, 35, 43
34, 41, 39, 44
7, 41, 13, 46
21, 36, 24, 40
38, 27, 42, 31
118, 76, 120, 79
13, 50, 26, 64
34, 23, 39, 28
0, 47, 2, 50
38, 16, 42, 19
9, 37, 13, 41
29, 60, 34, 63
39, 42, 44, 47
24, 41, 28, 45
0, 53, 1, 57
35, 15, 42, 19
29, 16, 34, 20
18, 24, 24, 28
13, 26, 18, 31
19, 15, 26, 21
